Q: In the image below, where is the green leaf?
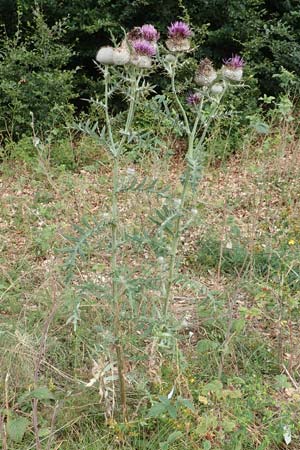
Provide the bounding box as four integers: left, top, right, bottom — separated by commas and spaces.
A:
195, 415, 218, 437
7, 417, 29, 443
177, 397, 195, 412
166, 404, 177, 419
203, 440, 212, 450
253, 121, 269, 134
197, 339, 220, 353
38, 427, 51, 438
148, 402, 167, 418
159, 443, 168, 450
202, 380, 223, 395
231, 318, 245, 333
274, 374, 291, 390
222, 418, 236, 432
18, 386, 55, 404
167, 431, 183, 444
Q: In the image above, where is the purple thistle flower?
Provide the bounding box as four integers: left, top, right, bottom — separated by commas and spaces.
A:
168, 21, 192, 39
223, 54, 245, 69
132, 39, 156, 56
140, 24, 160, 42
187, 92, 201, 106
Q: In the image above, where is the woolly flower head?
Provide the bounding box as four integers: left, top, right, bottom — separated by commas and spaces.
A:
132, 39, 156, 56
140, 24, 160, 42
223, 54, 245, 69
194, 58, 217, 86
222, 54, 245, 81
168, 21, 192, 39
187, 92, 201, 105
96, 46, 115, 65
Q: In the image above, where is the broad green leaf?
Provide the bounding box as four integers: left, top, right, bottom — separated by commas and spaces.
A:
222, 389, 242, 399
177, 397, 195, 412
18, 386, 55, 404
253, 121, 269, 134
167, 431, 183, 444
7, 417, 29, 443
197, 339, 220, 353
148, 402, 167, 418
202, 380, 223, 395
222, 418, 236, 432
158, 395, 171, 405
195, 415, 218, 436
166, 403, 177, 419
159, 443, 168, 450
38, 427, 51, 438
275, 374, 291, 390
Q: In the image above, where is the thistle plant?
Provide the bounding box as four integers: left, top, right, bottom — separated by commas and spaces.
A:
159, 28, 245, 318
65, 21, 245, 419
84, 25, 159, 418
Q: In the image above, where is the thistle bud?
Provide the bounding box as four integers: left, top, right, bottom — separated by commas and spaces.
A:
96, 46, 115, 65
166, 21, 192, 52
194, 58, 217, 86
221, 55, 245, 82
187, 92, 202, 106
210, 83, 224, 95
131, 55, 153, 69
112, 47, 130, 65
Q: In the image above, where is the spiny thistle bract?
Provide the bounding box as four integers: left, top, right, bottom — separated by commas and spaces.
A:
222, 54, 245, 81
166, 20, 192, 52
187, 92, 202, 106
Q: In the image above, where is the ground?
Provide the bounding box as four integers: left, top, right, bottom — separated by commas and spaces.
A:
1, 127, 300, 449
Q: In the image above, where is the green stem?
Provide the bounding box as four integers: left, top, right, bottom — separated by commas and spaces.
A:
103, 66, 143, 417
122, 70, 142, 143
162, 133, 193, 317
163, 85, 226, 318
104, 66, 127, 419
193, 86, 227, 155
171, 64, 191, 136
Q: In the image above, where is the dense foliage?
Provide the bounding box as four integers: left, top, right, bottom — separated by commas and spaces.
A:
1, 0, 299, 89
0, 9, 75, 141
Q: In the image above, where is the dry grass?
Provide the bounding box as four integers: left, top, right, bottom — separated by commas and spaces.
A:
1, 125, 300, 448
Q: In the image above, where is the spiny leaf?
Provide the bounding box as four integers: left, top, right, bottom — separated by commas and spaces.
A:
7, 417, 29, 443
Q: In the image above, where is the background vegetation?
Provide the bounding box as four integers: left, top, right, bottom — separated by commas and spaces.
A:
1, 1, 300, 449
0, 0, 299, 146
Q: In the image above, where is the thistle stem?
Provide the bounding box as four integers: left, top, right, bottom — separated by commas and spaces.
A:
163, 82, 226, 318
122, 70, 142, 143
104, 66, 127, 419
103, 65, 142, 418
171, 64, 191, 136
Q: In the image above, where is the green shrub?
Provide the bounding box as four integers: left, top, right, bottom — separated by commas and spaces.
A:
0, 9, 75, 142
